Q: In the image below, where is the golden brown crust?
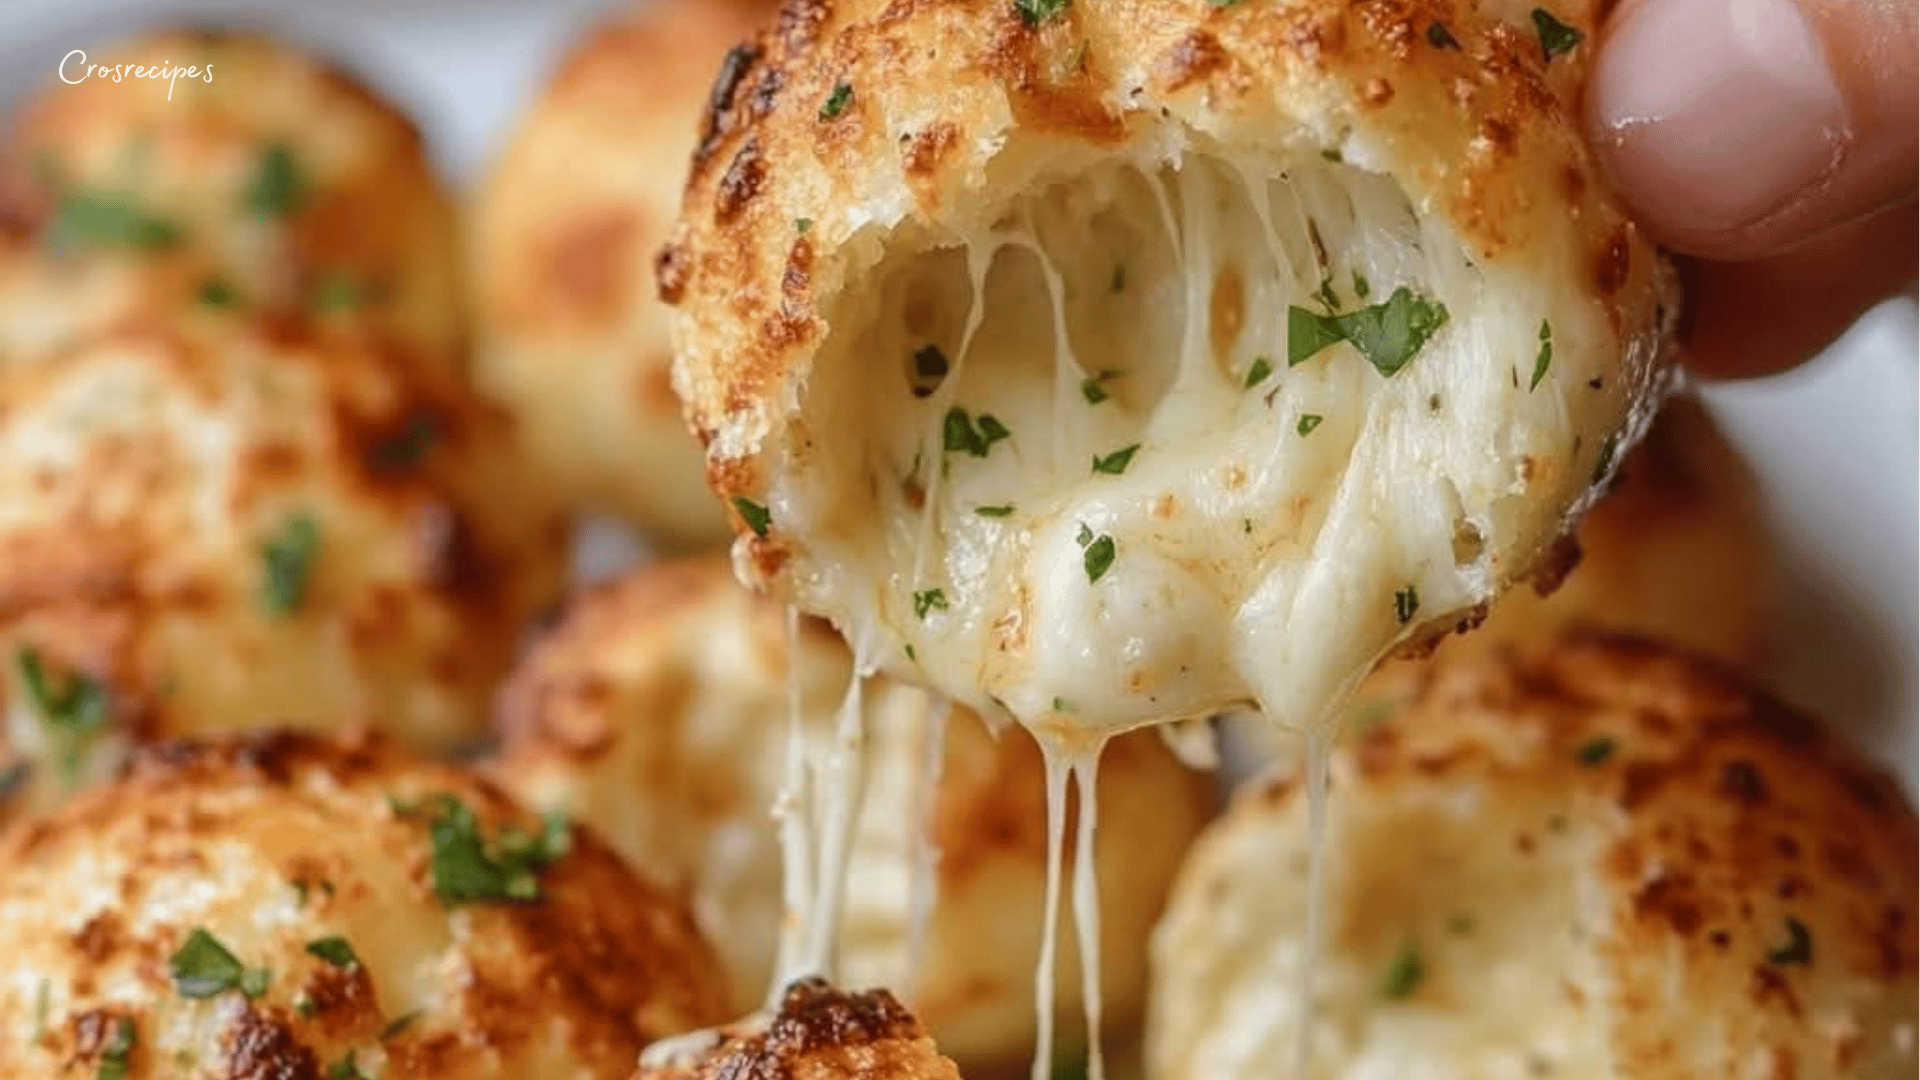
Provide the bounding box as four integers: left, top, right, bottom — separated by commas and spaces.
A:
0, 729, 731, 1080
634, 979, 960, 1080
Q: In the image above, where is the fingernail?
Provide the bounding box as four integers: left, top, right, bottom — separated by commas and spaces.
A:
1591, 0, 1850, 236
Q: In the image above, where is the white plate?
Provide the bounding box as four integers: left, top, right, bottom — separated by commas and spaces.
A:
2, 0, 1913, 793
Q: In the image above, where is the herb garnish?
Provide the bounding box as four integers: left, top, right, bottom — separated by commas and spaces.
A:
1767, 916, 1813, 966
1083, 534, 1116, 583
818, 83, 853, 121
170, 929, 269, 1000
47, 189, 180, 251
402, 795, 571, 906
974, 504, 1015, 517
259, 514, 320, 616
369, 414, 437, 470
16, 647, 109, 785
1015, 0, 1070, 26
1288, 287, 1450, 376
311, 273, 365, 313
198, 277, 238, 307
305, 936, 359, 970
241, 143, 304, 217
1530, 320, 1553, 390
96, 1016, 135, 1080
1081, 370, 1117, 404
1426, 21, 1461, 49
1575, 736, 1615, 766
1592, 433, 1619, 484
1531, 8, 1583, 61
379, 1012, 419, 1041
732, 496, 771, 537
1244, 356, 1274, 388
1090, 444, 1139, 475
943, 407, 1011, 457
326, 1050, 365, 1079
1296, 413, 1323, 436
1315, 276, 1340, 311
1351, 271, 1370, 299
913, 588, 949, 618
1393, 586, 1419, 624
913, 345, 948, 388
795, 218, 813, 234
1380, 941, 1425, 999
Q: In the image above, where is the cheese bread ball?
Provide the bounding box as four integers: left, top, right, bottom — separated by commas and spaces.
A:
1230, 393, 1776, 766
470, 0, 772, 548
665, 0, 1678, 744
0, 321, 565, 827
490, 557, 1214, 1068
0, 730, 730, 1080
1149, 633, 1918, 1080
635, 979, 960, 1080
0, 31, 461, 372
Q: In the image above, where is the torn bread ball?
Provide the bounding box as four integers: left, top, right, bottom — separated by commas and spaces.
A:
0, 321, 565, 826
470, 0, 774, 547
489, 557, 1214, 1068
0, 730, 730, 1080
0, 30, 461, 372
635, 979, 960, 1080
666, 0, 1677, 740
1149, 633, 1918, 1080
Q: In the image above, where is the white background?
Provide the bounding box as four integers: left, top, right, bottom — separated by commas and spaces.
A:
2, 0, 1914, 791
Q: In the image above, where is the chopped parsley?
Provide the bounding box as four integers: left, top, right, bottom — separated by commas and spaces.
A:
96, 1016, 135, 1080
1315, 276, 1340, 311
1015, 0, 1070, 26
1319, 148, 1342, 163
1081, 370, 1117, 404
259, 514, 320, 616
1351, 271, 1370, 299
1380, 941, 1425, 999
1530, 320, 1553, 390
379, 1012, 419, 1041
974, 504, 1015, 517
1052, 697, 1074, 713
305, 936, 359, 970
1767, 916, 1813, 966
326, 1050, 366, 1079
1296, 413, 1323, 437
913, 588, 949, 619
1083, 534, 1116, 583
294, 996, 315, 1018
311, 273, 366, 314
818, 82, 853, 121
904, 644, 916, 662
1393, 586, 1419, 624
1592, 433, 1620, 484
1244, 355, 1274, 388
943, 407, 1011, 458
16, 647, 109, 785
369, 414, 437, 470
240, 142, 305, 217
732, 496, 771, 537
1575, 736, 1616, 766
170, 929, 268, 1000
1531, 8, 1584, 61
910, 344, 948, 397
197, 277, 238, 307
1076, 522, 1094, 547
47, 188, 180, 252
1288, 286, 1450, 377
1090, 444, 1140, 475
405, 795, 570, 906
795, 217, 813, 234
1426, 20, 1461, 49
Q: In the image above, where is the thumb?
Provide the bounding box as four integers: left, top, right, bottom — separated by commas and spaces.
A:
1586, 0, 1917, 261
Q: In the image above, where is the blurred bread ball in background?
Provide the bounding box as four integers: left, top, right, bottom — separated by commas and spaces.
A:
1150, 632, 1917, 1080
489, 557, 1216, 1070
635, 979, 961, 1080
0, 320, 565, 826
468, 0, 773, 549
1230, 395, 1775, 767
0, 30, 462, 373
0, 730, 730, 1080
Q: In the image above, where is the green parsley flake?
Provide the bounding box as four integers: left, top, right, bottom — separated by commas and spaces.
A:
1316, 276, 1340, 311
1530, 320, 1553, 390
1767, 916, 1813, 966
1531, 8, 1584, 61
170, 929, 266, 1000
47, 189, 181, 252
370, 414, 437, 470
326, 1050, 365, 1079
1319, 148, 1342, 163
1427, 21, 1461, 49
240, 968, 271, 999
1052, 697, 1075, 713
198, 277, 238, 307
1015, 0, 1070, 26
1380, 941, 1425, 999
16, 647, 109, 786
1296, 413, 1323, 437
1592, 433, 1620, 484
241, 142, 304, 217
818, 83, 853, 120
1288, 286, 1450, 376
1091, 444, 1140, 475
1083, 534, 1116, 583
1575, 736, 1616, 766
380, 1012, 419, 1041
1244, 356, 1274, 388
795, 218, 813, 234
305, 936, 359, 970
259, 514, 320, 616
913, 588, 949, 619
1393, 586, 1419, 624
311, 273, 366, 314
1081, 370, 1117, 404
412, 795, 570, 906
1351, 271, 1370, 299
1076, 522, 1094, 547
974, 504, 1015, 518
943, 407, 1011, 457
913, 344, 949, 386
732, 496, 771, 537
96, 1016, 135, 1080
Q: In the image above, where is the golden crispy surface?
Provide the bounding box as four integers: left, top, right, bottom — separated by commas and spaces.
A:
0, 320, 565, 826
635, 979, 960, 1080
0, 730, 731, 1080
0, 30, 460, 373
490, 557, 1214, 1068
469, 0, 772, 547
1151, 632, 1917, 1080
